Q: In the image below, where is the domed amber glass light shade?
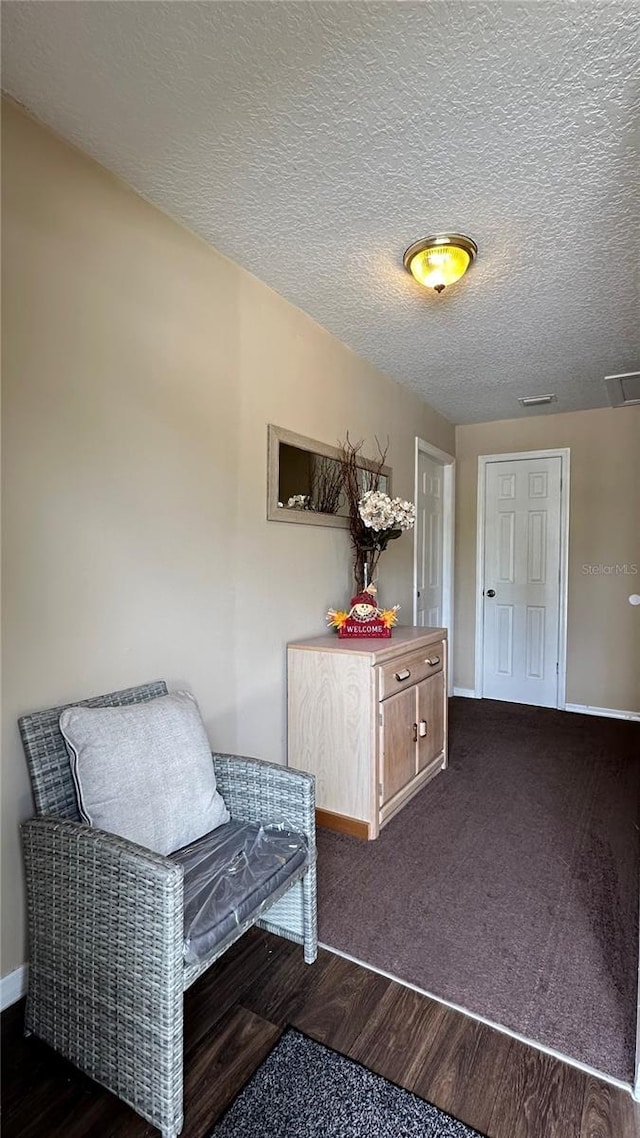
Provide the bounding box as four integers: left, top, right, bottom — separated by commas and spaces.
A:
403, 234, 477, 294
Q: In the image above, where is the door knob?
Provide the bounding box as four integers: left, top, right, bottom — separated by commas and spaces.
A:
485, 589, 496, 598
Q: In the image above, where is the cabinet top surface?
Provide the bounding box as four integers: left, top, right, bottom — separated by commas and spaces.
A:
288, 626, 447, 662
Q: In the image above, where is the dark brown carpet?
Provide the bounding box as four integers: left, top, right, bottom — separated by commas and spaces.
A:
317, 699, 640, 1084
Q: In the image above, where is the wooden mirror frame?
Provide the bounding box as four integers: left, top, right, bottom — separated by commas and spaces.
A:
267, 425, 392, 528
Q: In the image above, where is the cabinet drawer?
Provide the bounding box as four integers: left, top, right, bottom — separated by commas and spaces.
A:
378, 641, 444, 701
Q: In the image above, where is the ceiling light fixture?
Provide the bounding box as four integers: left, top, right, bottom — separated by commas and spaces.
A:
403, 233, 477, 294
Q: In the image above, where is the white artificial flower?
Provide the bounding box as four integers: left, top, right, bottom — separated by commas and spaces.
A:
358, 490, 415, 533
390, 497, 416, 529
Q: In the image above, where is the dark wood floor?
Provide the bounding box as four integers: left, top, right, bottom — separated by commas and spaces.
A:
2, 929, 639, 1138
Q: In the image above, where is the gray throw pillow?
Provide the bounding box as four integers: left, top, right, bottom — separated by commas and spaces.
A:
59, 690, 230, 855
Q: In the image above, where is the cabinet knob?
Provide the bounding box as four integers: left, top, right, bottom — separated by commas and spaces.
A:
412, 722, 418, 743
394, 668, 411, 681
425, 656, 440, 667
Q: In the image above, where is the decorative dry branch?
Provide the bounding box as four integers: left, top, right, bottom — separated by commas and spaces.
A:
309, 455, 344, 515
338, 434, 390, 591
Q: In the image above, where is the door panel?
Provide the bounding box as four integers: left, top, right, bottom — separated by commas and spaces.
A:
497, 511, 515, 583
525, 606, 545, 678
380, 688, 416, 803
495, 605, 514, 675
417, 672, 445, 770
482, 456, 562, 707
527, 511, 546, 583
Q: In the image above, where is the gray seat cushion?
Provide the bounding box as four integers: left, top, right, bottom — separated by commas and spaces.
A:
172, 819, 309, 964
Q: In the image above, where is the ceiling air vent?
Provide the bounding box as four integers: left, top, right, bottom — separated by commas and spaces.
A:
604, 371, 640, 407
518, 394, 557, 408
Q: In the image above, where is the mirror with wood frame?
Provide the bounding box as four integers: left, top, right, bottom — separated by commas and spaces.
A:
267, 425, 391, 528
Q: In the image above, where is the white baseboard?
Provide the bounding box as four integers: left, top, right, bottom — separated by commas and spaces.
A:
564, 703, 640, 722
1, 964, 28, 1010
451, 691, 638, 720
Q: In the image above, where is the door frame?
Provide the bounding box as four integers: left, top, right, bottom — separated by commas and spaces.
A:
635, 961, 640, 1099
413, 438, 455, 694
474, 448, 570, 708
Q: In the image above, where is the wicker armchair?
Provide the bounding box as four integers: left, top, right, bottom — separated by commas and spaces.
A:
19, 681, 317, 1138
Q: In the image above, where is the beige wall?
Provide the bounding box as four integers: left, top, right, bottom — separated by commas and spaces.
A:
454, 409, 640, 709
1, 100, 454, 977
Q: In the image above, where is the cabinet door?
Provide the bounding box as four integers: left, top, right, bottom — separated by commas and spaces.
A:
417, 671, 445, 770
380, 687, 416, 804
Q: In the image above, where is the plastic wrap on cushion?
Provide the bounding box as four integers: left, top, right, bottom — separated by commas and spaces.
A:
171, 819, 309, 964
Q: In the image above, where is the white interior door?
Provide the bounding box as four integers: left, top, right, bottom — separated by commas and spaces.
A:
482, 456, 562, 707
416, 452, 444, 627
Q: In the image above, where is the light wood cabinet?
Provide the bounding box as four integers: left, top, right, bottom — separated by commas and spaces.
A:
287, 627, 448, 839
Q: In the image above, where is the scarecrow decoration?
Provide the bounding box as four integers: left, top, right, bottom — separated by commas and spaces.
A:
327, 584, 399, 639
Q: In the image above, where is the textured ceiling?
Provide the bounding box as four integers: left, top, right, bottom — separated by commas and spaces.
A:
2, 1, 639, 425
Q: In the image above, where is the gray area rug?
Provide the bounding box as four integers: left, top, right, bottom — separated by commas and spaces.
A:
317, 699, 640, 1083
210, 1028, 484, 1137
